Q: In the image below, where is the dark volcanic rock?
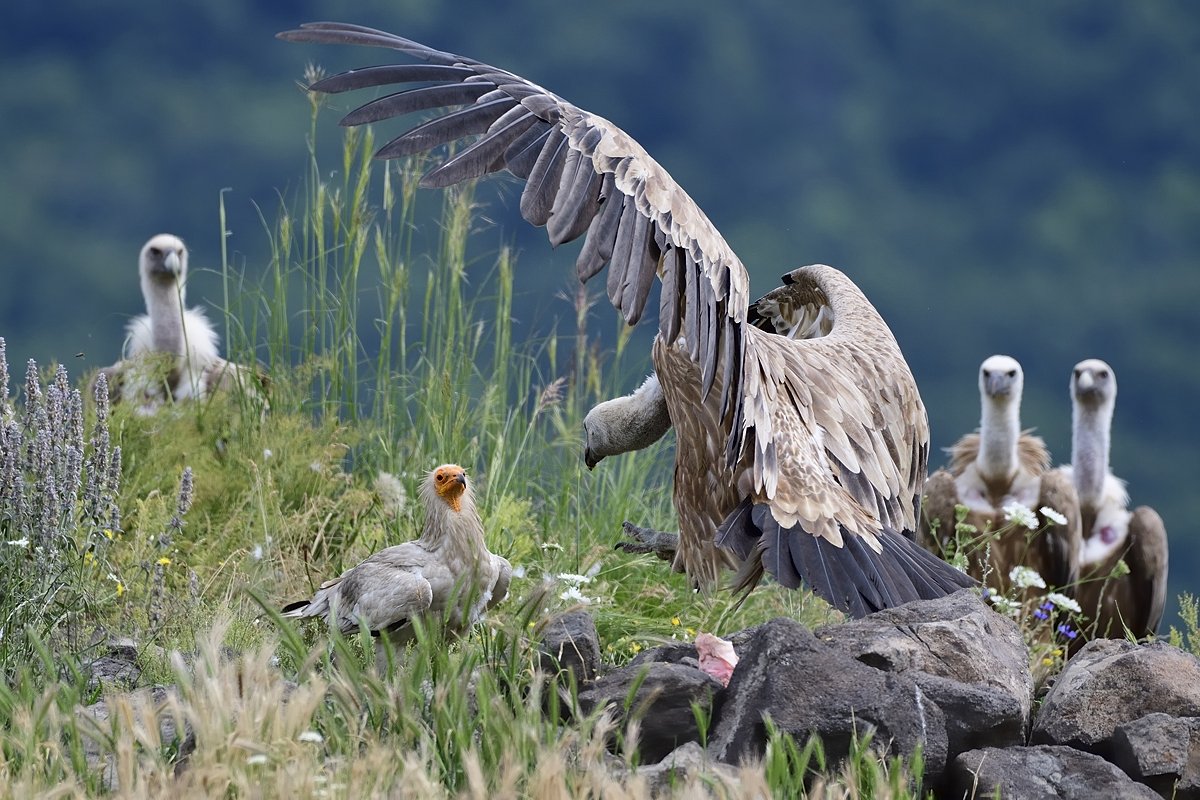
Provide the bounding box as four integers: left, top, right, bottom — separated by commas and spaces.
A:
1111, 712, 1200, 799
707, 617, 948, 782
579, 661, 723, 763
818, 588, 1031, 757
79, 685, 193, 791
1031, 639, 1200, 760
950, 745, 1160, 799
538, 610, 602, 687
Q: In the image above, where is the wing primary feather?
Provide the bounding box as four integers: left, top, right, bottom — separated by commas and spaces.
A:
519, 128, 569, 226
607, 201, 647, 309
547, 150, 603, 246
377, 98, 519, 159
658, 246, 683, 344
718, 314, 741, 426
755, 511, 802, 590
575, 175, 622, 282
503, 124, 552, 179
419, 105, 531, 186
621, 227, 660, 325
341, 83, 495, 126
684, 253, 701, 360
310, 64, 474, 93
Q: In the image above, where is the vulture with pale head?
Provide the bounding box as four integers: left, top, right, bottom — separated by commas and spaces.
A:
278, 22, 974, 617
919, 355, 1080, 595
282, 464, 512, 645
1057, 359, 1167, 645
93, 234, 265, 414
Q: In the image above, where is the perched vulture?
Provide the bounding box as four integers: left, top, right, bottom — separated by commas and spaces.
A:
279, 22, 974, 617
93, 234, 265, 414
919, 355, 1080, 595
282, 464, 512, 645
1057, 360, 1167, 646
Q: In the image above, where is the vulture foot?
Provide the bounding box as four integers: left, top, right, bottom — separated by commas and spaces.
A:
615, 521, 678, 561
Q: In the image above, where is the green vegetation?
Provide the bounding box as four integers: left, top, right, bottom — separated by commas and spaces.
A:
0, 125, 938, 797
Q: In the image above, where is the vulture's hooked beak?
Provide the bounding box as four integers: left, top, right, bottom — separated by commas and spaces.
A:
1075, 371, 1095, 393
163, 250, 182, 275
454, 472, 467, 488
985, 372, 1011, 397
584, 447, 598, 471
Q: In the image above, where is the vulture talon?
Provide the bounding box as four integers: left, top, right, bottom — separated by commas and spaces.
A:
615, 521, 678, 562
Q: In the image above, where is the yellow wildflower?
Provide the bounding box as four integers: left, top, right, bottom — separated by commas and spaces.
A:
157, 556, 172, 567
1041, 657, 1054, 667
671, 617, 681, 626
116, 582, 125, 598
83, 551, 95, 565
629, 641, 643, 654
103, 529, 114, 540
686, 628, 696, 637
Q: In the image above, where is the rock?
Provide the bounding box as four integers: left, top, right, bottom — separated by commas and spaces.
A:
1031, 639, 1200, 761
538, 610, 602, 687
623, 742, 741, 795
707, 617, 948, 783
1111, 713, 1200, 799
82, 637, 166, 692
950, 745, 1161, 799
579, 661, 723, 763
818, 589, 1031, 759
78, 685, 193, 791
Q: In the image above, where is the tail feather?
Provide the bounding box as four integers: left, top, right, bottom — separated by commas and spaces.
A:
716, 501, 977, 618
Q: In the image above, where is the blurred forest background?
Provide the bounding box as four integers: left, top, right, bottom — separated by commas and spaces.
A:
1, 3, 1196, 622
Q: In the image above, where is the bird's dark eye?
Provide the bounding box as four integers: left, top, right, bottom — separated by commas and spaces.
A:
436, 473, 445, 482
1006, 370, 1016, 378
150, 247, 161, 257
1098, 370, 1109, 379
1074, 369, 1082, 378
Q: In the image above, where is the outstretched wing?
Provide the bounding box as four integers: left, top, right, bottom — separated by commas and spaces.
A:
279, 22, 749, 429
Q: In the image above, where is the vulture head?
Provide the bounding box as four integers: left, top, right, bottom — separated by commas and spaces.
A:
979, 354, 1023, 402
429, 463, 469, 513
140, 233, 188, 294
1072, 358, 1116, 409
583, 375, 671, 469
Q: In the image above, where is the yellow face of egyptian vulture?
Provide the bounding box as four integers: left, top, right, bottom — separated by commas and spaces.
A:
433, 464, 468, 512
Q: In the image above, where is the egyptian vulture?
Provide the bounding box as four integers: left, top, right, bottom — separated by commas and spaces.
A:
1057, 359, 1167, 645
93, 234, 264, 414
282, 464, 512, 645
279, 23, 974, 617
919, 355, 1080, 595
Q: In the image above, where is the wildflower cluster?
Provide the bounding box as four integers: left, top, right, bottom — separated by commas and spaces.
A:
0, 342, 123, 671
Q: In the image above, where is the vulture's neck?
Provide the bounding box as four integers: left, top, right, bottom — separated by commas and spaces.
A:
1072, 400, 1113, 512
143, 280, 188, 356
421, 494, 486, 557
977, 395, 1020, 484
596, 375, 672, 455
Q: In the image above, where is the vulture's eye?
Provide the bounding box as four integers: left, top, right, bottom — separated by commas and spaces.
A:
150, 247, 161, 257
1006, 370, 1016, 378
1098, 370, 1109, 379
436, 473, 446, 483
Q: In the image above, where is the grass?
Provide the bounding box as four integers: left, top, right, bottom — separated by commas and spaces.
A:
0, 98, 944, 798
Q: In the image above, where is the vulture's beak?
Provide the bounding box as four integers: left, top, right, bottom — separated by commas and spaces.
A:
454, 472, 467, 488
584, 447, 598, 471
163, 251, 182, 275
985, 372, 1011, 397
1076, 371, 1095, 393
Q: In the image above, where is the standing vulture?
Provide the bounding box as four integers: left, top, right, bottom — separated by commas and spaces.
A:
282, 464, 512, 646
919, 355, 1080, 595
1057, 359, 1167, 645
93, 234, 265, 414
279, 23, 974, 617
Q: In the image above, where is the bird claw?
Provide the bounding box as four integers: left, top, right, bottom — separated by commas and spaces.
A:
615, 521, 678, 562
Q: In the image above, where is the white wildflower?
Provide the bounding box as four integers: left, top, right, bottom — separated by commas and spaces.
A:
540, 542, 563, 551
1046, 592, 1082, 614
557, 572, 592, 586
1002, 502, 1038, 530
262, 448, 273, 460
511, 564, 526, 579
251, 544, 264, 561
5, 538, 29, 548
1009, 565, 1046, 590
246, 754, 269, 766
987, 594, 1021, 617
298, 730, 324, 744
559, 585, 592, 605
1039, 506, 1068, 526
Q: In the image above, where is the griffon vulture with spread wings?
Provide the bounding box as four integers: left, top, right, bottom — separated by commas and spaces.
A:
279, 22, 974, 617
